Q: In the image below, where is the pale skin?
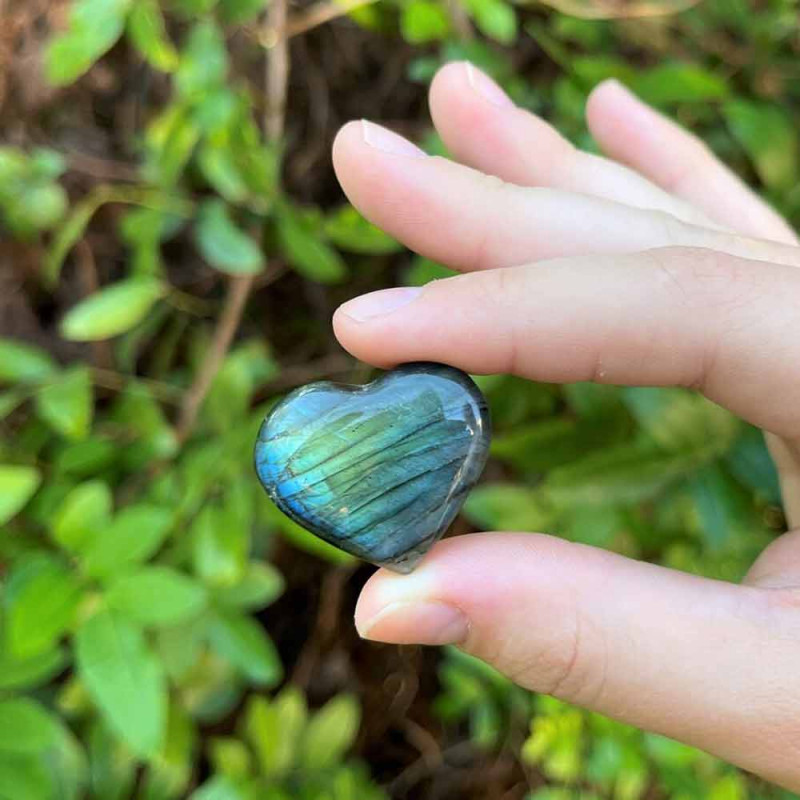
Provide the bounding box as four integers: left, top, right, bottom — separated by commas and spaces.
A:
330, 62, 800, 790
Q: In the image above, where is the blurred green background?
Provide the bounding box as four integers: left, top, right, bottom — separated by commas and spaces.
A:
0, 0, 798, 797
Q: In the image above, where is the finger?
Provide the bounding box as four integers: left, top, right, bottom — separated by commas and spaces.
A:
333, 247, 800, 440
587, 80, 798, 245
331, 121, 800, 273
428, 62, 718, 229
354, 533, 800, 791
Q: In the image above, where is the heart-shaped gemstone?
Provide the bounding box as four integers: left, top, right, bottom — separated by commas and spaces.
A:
254, 363, 491, 573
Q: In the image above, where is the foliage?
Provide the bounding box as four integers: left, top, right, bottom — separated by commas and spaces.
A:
0, 0, 799, 797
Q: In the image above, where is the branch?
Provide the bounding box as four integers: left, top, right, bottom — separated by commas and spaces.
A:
175, 274, 255, 443
251, 0, 379, 46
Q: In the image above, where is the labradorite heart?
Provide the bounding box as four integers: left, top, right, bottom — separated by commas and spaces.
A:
254, 363, 491, 573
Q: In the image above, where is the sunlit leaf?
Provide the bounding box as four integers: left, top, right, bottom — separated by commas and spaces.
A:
107, 566, 208, 626
82, 505, 174, 578
0, 698, 61, 754
194, 200, 264, 275
127, 0, 179, 71
276, 202, 347, 283
50, 480, 113, 555
300, 694, 360, 769
401, 0, 451, 43
207, 609, 282, 687
45, 0, 133, 86
0, 465, 41, 525
4, 553, 83, 658
724, 100, 799, 192
0, 339, 56, 384
76, 609, 167, 758
35, 366, 93, 440
60, 278, 166, 341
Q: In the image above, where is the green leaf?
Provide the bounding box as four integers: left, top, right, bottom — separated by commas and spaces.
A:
60, 278, 166, 341
724, 100, 799, 192
300, 694, 360, 769
0, 465, 41, 525
245, 688, 307, 778
209, 737, 251, 780
45, 0, 133, 86
687, 464, 756, 552
464, 0, 517, 44
208, 609, 282, 687
35, 366, 93, 440
632, 63, 729, 106
401, 0, 451, 43
50, 480, 113, 554
5, 554, 83, 658
189, 776, 254, 800
0, 148, 68, 238
87, 720, 137, 800
176, 21, 228, 98
192, 505, 249, 587
0, 389, 26, 421
144, 103, 202, 186
726, 425, 781, 505
82, 504, 174, 578
544, 443, 702, 507
194, 200, 264, 275
622, 387, 738, 457
276, 202, 348, 284
0, 698, 60, 754
140, 701, 196, 799
107, 566, 208, 626
0, 752, 53, 798
0, 339, 57, 384
323, 205, 402, 254
463, 484, 554, 532
76, 609, 167, 758
0, 640, 67, 691
219, 0, 269, 24
127, 0, 179, 71
213, 562, 285, 610
197, 144, 250, 204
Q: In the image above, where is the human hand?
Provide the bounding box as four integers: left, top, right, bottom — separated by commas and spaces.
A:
330, 62, 800, 790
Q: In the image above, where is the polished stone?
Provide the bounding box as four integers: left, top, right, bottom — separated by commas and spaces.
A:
254, 363, 491, 573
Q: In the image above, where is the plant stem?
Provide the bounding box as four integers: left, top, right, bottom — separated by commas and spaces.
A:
175, 0, 290, 445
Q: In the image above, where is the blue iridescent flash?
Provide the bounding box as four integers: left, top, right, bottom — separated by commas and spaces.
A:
254, 363, 491, 573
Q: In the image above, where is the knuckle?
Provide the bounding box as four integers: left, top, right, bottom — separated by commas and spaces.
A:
646, 246, 763, 313
468, 174, 519, 271
465, 601, 608, 708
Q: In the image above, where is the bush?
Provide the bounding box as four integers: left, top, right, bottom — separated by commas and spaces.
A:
0, 0, 798, 797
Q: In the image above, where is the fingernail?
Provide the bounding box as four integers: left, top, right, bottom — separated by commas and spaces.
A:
598, 78, 637, 103
357, 601, 469, 645
361, 120, 426, 157
338, 287, 422, 322
465, 62, 514, 109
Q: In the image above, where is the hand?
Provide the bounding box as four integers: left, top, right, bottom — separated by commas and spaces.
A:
330, 62, 800, 790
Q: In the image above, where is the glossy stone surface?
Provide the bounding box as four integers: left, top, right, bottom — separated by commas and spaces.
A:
254, 363, 491, 573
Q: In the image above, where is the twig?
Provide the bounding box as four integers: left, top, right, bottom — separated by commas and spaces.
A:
251, 0, 379, 47
447, 0, 474, 41
175, 274, 255, 443
90, 367, 183, 404
264, 0, 290, 141
75, 239, 114, 371
536, 0, 702, 20
65, 151, 141, 182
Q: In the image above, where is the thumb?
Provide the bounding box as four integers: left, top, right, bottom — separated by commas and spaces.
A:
355, 533, 800, 791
